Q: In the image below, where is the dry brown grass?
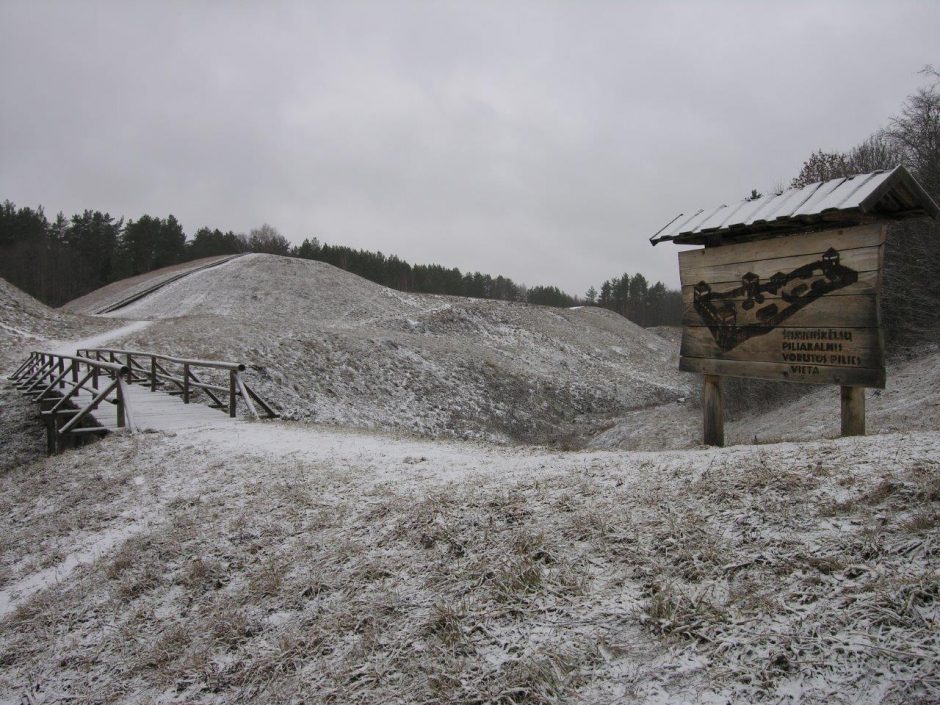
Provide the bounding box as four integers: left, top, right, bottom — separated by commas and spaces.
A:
1, 432, 939, 703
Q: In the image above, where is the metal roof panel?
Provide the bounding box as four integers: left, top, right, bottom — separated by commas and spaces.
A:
813, 173, 876, 212
791, 177, 848, 216
698, 201, 745, 232
724, 195, 772, 228
765, 182, 823, 222
650, 165, 938, 245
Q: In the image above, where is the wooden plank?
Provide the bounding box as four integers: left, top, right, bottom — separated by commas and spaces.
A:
680, 243, 881, 288
678, 224, 885, 270
681, 326, 883, 368
682, 294, 880, 330
676, 223, 886, 390
679, 356, 885, 388
681, 270, 880, 300
243, 382, 278, 418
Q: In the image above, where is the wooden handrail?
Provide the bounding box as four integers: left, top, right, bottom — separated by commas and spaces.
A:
76, 347, 277, 420
18, 351, 128, 376
9, 351, 136, 453
9, 347, 277, 455
76, 347, 245, 371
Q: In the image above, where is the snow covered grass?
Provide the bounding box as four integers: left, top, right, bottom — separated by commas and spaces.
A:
1, 426, 937, 704
0, 279, 122, 372
591, 342, 940, 451
0, 281, 139, 472
3, 264, 939, 703
95, 254, 690, 446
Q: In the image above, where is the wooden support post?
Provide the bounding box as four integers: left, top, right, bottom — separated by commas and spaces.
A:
151, 356, 157, 392
229, 370, 237, 418
58, 359, 65, 389
183, 363, 190, 404
840, 386, 865, 436
116, 379, 126, 428
46, 415, 56, 455
703, 374, 724, 447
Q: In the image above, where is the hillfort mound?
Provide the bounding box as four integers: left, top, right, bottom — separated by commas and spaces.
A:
2, 253, 939, 703
57, 253, 690, 445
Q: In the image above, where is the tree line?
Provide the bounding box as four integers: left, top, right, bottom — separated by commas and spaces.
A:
0, 204, 683, 325
584, 274, 683, 328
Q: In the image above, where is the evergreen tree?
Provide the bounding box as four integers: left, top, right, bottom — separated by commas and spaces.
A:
612, 274, 630, 315
527, 285, 575, 308
247, 224, 290, 255
154, 215, 186, 269
66, 210, 122, 292
187, 227, 244, 260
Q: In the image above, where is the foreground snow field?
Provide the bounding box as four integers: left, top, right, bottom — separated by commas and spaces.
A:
1, 266, 939, 704
0, 422, 937, 704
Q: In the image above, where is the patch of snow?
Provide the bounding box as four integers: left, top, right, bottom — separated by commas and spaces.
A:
46, 319, 153, 355
0, 514, 156, 618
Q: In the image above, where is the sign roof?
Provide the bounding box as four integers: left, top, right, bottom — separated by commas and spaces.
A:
650, 165, 940, 246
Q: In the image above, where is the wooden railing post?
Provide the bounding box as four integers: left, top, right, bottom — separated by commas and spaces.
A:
183, 363, 190, 404
116, 375, 126, 428
58, 358, 65, 389
126, 353, 133, 383
46, 414, 57, 455
71, 360, 78, 384
840, 386, 865, 436
229, 370, 237, 417
703, 374, 724, 447
151, 356, 157, 392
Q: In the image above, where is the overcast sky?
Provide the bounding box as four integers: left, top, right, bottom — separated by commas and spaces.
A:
1, 1, 937, 292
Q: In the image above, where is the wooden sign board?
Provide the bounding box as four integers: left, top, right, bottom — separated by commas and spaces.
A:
677, 223, 886, 388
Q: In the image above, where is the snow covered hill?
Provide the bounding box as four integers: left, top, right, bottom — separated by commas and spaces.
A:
76, 254, 691, 444
2, 262, 939, 704
62, 255, 241, 315
0, 279, 121, 370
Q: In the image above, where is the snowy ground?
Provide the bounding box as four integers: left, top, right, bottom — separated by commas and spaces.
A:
79, 254, 691, 446
591, 338, 940, 451
0, 279, 122, 371
2, 267, 939, 704
0, 422, 937, 704
62, 255, 240, 315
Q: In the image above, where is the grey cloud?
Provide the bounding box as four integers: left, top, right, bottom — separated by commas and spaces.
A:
2, 0, 938, 293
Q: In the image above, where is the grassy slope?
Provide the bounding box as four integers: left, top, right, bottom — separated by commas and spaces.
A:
61, 255, 240, 315
2, 268, 939, 703
88, 254, 690, 444
0, 278, 127, 471
0, 427, 937, 704
0, 278, 120, 371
